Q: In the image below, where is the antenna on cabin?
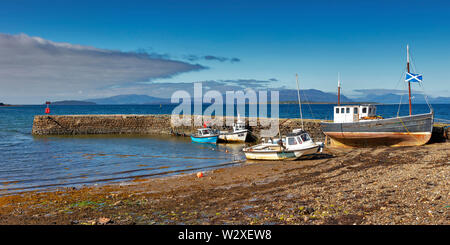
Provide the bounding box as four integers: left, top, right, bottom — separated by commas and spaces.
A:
337, 72, 341, 106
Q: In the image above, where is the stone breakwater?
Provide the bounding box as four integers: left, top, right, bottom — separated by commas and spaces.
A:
32, 114, 448, 143
31, 114, 328, 142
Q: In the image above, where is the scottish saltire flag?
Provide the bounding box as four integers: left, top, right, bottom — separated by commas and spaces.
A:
405, 72, 423, 83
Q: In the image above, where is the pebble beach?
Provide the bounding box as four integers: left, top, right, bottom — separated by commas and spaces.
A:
0, 142, 448, 225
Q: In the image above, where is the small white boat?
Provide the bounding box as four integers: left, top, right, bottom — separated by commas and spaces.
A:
219, 118, 249, 142
243, 74, 323, 160
243, 129, 323, 160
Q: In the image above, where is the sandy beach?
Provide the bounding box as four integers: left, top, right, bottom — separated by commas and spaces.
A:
0, 142, 448, 225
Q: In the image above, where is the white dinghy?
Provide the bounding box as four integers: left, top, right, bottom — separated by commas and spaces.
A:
242, 74, 323, 160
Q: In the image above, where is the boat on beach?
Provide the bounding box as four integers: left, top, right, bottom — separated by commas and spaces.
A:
243, 74, 324, 160
321, 45, 434, 147
243, 129, 323, 160
191, 127, 219, 144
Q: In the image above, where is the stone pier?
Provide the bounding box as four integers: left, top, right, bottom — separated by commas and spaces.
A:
32, 114, 448, 143
31, 114, 328, 142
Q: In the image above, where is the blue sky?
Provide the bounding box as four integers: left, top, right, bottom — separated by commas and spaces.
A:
0, 0, 449, 103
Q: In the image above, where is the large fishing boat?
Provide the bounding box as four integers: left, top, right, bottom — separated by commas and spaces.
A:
321, 45, 434, 147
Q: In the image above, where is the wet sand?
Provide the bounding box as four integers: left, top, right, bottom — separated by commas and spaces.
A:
0, 142, 448, 225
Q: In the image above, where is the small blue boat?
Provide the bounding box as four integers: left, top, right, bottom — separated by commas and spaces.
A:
191, 128, 219, 144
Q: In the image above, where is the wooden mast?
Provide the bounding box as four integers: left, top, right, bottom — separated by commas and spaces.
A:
407, 44, 412, 115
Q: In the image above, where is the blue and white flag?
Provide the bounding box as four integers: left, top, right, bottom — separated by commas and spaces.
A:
405, 72, 423, 83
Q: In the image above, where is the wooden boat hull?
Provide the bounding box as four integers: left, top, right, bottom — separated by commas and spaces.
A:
243, 145, 321, 160
321, 112, 433, 147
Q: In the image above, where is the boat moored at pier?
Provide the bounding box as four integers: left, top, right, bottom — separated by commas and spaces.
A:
218, 116, 249, 143
191, 127, 219, 144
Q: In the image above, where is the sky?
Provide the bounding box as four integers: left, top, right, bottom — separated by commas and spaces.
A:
0, 0, 449, 104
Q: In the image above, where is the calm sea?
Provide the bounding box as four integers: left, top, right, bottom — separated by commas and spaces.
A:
0, 103, 448, 194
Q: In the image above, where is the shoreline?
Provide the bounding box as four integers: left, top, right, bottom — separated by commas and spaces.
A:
0, 142, 448, 225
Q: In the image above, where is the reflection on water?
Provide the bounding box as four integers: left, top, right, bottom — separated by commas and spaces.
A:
0, 134, 245, 195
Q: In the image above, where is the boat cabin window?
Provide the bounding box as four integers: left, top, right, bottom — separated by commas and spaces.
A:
296, 136, 303, 144
288, 137, 297, 145
341, 108, 345, 113
199, 129, 211, 135
362, 107, 367, 113
336, 108, 339, 114
354, 107, 358, 114
346, 108, 350, 113
300, 133, 310, 142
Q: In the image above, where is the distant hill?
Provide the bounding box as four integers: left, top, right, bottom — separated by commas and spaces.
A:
353, 93, 450, 104
429, 96, 450, 104
78, 89, 449, 105
277, 89, 352, 103
83, 90, 352, 105
86, 94, 171, 105
81, 89, 354, 105
51, 100, 97, 105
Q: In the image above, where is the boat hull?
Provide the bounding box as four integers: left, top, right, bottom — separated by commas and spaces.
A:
244, 145, 321, 160
191, 135, 218, 144
321, 112, 433, 147
218, 131, 248, 142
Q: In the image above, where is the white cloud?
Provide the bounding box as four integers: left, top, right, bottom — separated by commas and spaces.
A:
0, 33, 204, 103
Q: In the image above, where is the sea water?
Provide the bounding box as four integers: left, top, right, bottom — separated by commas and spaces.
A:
0, 103, 448, 194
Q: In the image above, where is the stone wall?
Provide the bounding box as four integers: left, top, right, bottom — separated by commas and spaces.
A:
32, 114, 448, 144
32, 114, 328, 142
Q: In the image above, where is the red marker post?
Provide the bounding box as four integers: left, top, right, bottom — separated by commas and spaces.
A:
45, 101, 51, 114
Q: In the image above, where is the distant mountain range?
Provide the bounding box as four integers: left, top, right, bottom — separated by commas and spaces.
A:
49, 89, 450, 105
86, 94, 171, 105
276, 89, 353, 103
81, 89, 352, 105
50, 100, 96, 105
353, 93, 450, 104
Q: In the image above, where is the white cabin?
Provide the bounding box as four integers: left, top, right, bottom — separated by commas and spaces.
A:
333, 104, 377, 123
197, 128, 216, 136
232, 120, 246, 132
